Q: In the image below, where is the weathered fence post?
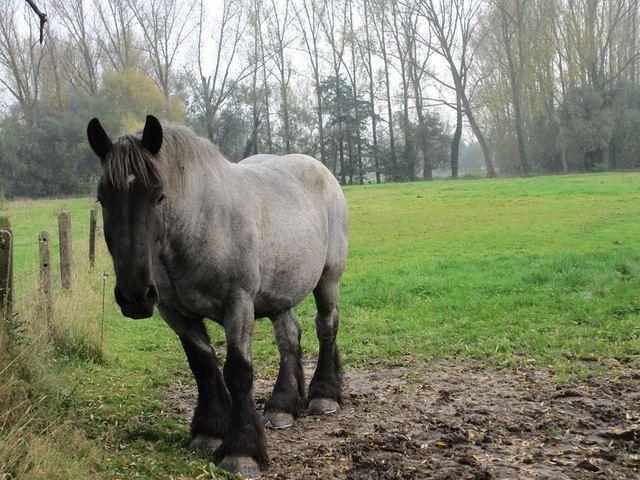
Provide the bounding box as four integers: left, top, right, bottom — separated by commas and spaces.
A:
39, 231, 53, 326
58, 212, 72, 291
0, 226, 13, 326
89, 208, 97, 270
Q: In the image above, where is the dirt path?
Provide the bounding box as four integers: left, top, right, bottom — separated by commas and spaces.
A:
169, 360, 639, 479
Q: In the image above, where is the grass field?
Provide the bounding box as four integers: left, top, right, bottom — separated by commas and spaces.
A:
2, 172, 640, 478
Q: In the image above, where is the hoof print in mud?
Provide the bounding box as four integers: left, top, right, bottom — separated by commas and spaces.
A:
187, 434, 222, 452
262, 411, 295, 429
307, 398, 340, 415
218, 455, 263, 480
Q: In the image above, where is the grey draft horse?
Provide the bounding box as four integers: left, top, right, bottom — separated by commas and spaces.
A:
87, 115, 348, 479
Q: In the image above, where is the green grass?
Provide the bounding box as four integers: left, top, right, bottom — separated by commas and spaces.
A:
2, 172, 640, 478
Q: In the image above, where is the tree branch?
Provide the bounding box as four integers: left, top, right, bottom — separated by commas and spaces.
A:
24, 0, 47, 44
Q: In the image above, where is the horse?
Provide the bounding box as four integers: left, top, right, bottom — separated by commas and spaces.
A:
86, 115, 348, 479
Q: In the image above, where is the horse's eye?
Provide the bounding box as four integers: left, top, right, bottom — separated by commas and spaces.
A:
156, 194, 166, 205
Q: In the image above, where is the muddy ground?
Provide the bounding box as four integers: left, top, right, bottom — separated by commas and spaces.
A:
170, 360, 639, 479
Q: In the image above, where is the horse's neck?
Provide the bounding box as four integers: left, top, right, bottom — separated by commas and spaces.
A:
165, 160, 238, 244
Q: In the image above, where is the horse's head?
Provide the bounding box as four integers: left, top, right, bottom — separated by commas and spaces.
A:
87, 115, 166, 319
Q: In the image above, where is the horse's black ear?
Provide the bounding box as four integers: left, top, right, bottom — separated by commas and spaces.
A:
87, 118, 113, 160
142, 115, 163, 155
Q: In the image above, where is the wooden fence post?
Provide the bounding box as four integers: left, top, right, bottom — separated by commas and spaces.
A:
39, 231, 53, 326
89, 208, 97, 270
0, 227, 13, 325
58, 212, 72, 291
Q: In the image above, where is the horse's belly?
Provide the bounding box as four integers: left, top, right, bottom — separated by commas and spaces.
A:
254, 244, 326, 316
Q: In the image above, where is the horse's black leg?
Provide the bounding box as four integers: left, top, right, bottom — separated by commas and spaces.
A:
263, 310, 306, 428
180, 327, 231, 451
308, 277, 342, 414
215, 290, 268, 479
161, 308, 231, 451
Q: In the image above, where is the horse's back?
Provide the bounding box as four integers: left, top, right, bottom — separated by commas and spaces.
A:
240, 153, 347, 231
240, 154, 340, 194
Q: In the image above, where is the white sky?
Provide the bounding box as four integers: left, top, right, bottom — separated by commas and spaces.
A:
2, 0, 473, 140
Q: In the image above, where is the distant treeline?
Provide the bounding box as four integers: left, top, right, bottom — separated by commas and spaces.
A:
1, 0, 639, 197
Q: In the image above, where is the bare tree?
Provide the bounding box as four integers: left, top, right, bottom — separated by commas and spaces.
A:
417, 0, 497, 177
371, 0, 399, 181
389, 0, 417, 180
51, 0, 100, 95
25, 0, 47, 44
496, 0, 530, 173
343, 0, 365, 183
246, 0, 262, 157
93, 0, 140, 71
402, 4, 435, 179
319, 0, 349, 182
258, 1, 274, 153
360, 0, 381, 183
0, 0, 46, 119
267, 0, 292, 153
127, 0, 196, 98
188, 0, 253, 142
294, 0, 327, 164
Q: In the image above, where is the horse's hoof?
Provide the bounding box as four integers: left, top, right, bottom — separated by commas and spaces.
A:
218, 455, 262, 480
188, 434, 222, 452
262, 411, 294, 429
307, 398, 340, 415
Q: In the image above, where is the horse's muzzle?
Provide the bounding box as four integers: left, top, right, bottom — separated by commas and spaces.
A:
114, 284, 158, 319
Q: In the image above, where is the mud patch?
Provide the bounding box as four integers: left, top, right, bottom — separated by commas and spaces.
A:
168, 360, 640, 479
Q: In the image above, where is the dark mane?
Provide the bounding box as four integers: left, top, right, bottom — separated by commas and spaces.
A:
104, 135, 162, 190
104, 125, 225, 191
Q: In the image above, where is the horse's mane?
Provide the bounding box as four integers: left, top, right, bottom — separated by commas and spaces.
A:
104, 125, 225, 191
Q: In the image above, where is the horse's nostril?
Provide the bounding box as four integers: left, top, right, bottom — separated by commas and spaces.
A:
115, 286, 129, 304
145, 285, 158, 304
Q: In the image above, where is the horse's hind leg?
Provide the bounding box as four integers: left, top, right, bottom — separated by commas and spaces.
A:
263, 310, 306, 428
308, 273, 342, 415
161, 307, 230, 452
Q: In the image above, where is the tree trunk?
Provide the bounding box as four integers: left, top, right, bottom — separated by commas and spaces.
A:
450, 95, 462, 178
257, 6, 273, 154
500, 3, 529, 174
280, 75, 291, 153
338, 128, 346, 184
363, 0, 381, 183
451, 62, 496, 177
380, 23, 398, 181
463, 93, 496, 178
414, 91, 432, 180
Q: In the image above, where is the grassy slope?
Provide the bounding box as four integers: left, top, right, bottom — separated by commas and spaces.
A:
2, 172, 640, 479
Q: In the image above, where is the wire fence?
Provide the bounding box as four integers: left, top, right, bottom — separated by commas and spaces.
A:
0, 209, 102, 319
1, 207, 109, 360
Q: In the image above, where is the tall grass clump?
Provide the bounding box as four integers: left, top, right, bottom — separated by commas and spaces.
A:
0, 294, 99, 479
0, 349, 98, 479
0, 215, 110, 479
49, 239, 111, 362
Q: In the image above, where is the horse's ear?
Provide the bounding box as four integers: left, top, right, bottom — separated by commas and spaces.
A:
87, 118, 113, 161
141, 115, 163, 155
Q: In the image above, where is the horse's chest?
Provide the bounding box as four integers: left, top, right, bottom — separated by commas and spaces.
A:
155, 256, 230, 320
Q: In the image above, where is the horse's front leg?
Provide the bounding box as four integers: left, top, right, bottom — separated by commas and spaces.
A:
215, 290, 268, 479
180, 330, 231, 451
160, 308, 231, 451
